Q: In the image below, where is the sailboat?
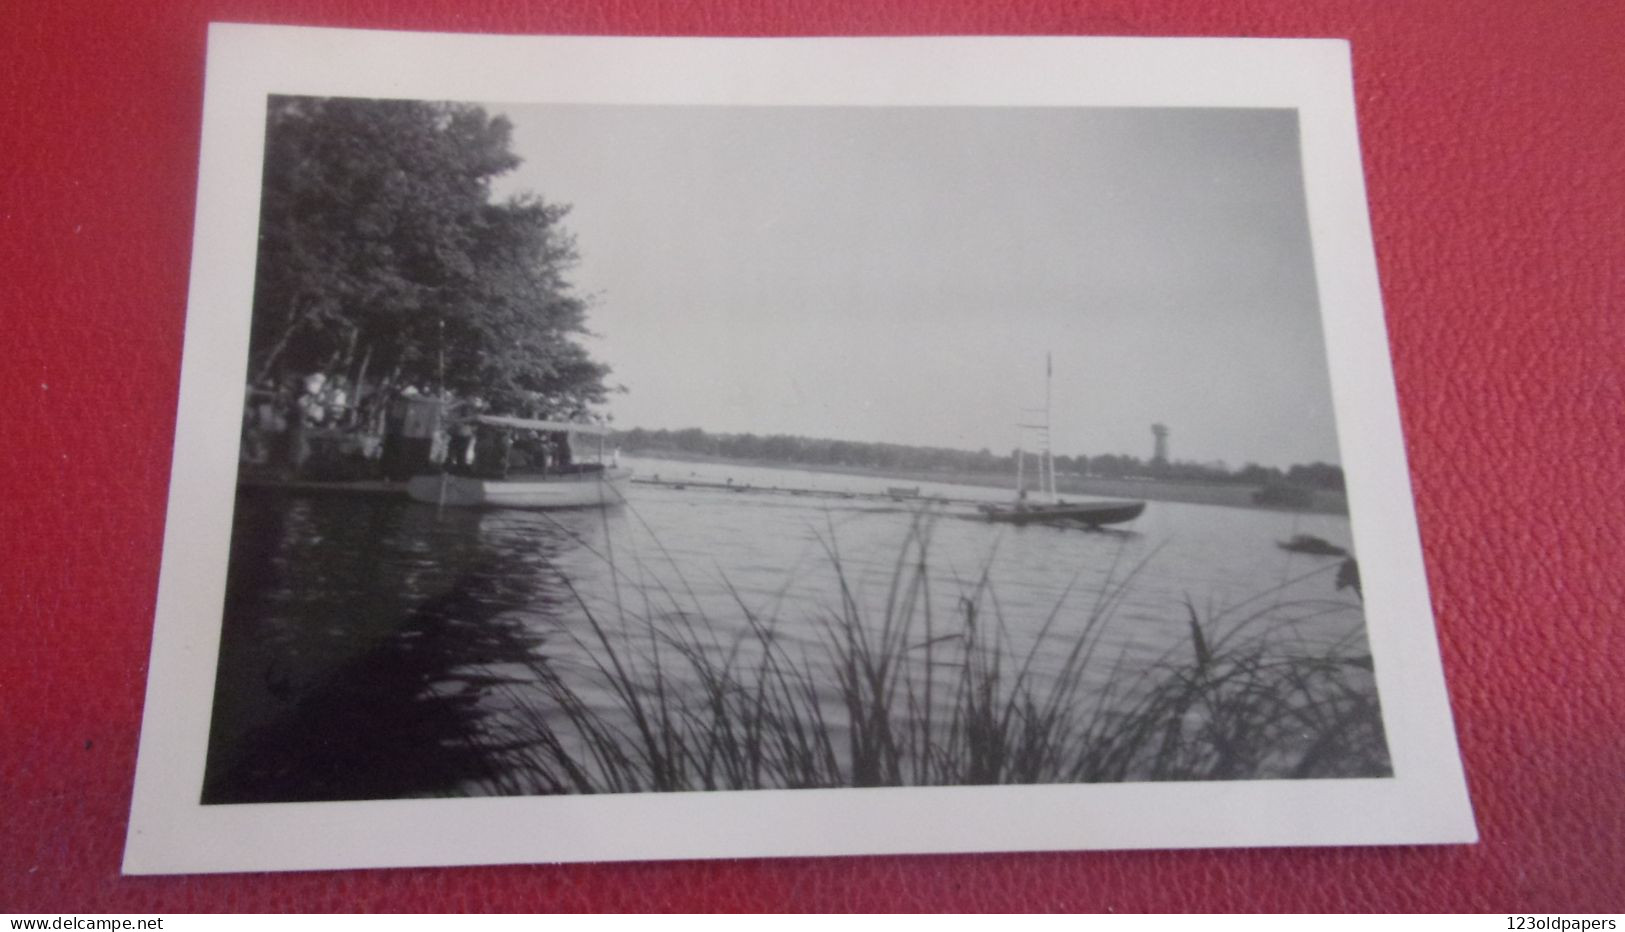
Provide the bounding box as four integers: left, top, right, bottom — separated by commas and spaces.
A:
977, 355, 1146, 528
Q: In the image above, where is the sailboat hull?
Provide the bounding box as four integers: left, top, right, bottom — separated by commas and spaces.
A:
978, 499, 1145, 527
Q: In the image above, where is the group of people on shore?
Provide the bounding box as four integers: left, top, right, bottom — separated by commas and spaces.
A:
240, 373, 587, 482
240, 373, 371, 473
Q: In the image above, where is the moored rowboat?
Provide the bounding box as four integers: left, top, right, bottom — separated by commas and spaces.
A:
1276, 534, 1348, 557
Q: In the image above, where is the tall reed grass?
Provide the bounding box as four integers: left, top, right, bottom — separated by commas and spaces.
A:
467, 508, 1389, 795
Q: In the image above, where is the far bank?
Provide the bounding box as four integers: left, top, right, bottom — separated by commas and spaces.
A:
620, 448, 1349, 516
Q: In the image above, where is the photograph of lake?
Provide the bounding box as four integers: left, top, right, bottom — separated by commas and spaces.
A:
202, 95, 1388, 804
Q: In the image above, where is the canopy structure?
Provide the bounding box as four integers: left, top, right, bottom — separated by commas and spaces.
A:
470, 414, 611, 436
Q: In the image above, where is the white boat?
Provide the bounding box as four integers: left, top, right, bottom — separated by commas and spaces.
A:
406, 415, 630, 509
407, 468, 631, 509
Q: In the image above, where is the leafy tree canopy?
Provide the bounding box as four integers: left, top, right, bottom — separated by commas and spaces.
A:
250, 95, 610, 417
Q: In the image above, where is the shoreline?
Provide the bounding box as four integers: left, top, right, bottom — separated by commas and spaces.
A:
622, 449, 1349, 516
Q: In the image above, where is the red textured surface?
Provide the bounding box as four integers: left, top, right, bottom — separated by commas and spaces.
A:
3, 0, 1623, 913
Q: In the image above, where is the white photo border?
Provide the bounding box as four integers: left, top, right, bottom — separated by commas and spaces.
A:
125, 24, 1475, 874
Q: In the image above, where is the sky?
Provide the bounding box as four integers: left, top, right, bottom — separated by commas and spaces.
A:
487, 103, 1343, 470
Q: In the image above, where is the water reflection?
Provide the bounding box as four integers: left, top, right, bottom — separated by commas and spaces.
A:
203, 493, 589, 802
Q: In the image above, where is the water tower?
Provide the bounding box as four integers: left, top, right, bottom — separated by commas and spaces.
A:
1151, 423, 1169, 466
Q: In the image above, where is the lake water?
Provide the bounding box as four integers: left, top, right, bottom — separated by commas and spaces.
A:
203, 455, 1375, 801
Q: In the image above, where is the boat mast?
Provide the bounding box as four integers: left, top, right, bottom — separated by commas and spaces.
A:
1015, 439, 1025, 497
1016, 353, 1057, 503
435, 318, 449, 509
1044, 353, 1054, 499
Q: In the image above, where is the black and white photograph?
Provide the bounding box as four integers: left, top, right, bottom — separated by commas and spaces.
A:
209, 96, 1384, 803
126, 27, 1473, 873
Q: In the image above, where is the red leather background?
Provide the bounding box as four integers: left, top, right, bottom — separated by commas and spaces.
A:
3, 0, 1622, 913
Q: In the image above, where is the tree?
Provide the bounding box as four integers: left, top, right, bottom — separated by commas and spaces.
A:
1236, 462, 1285, 486
438, 196, 609, 415
1286, 462, 1346, 491
248, 95, 609, 415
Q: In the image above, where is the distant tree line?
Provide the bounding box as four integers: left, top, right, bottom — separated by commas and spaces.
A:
613, 427, 1345, 491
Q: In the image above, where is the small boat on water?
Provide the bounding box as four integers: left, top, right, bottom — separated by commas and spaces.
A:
408, 467, 631, 509
980, 355, 1145, 529
406, 415, 630, 509
1277, 534, 1348, 557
